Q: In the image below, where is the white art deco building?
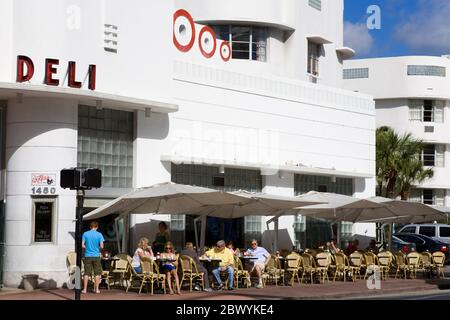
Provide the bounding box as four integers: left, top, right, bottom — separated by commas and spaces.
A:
0, 0, 376, 287
344, 56, 450, 207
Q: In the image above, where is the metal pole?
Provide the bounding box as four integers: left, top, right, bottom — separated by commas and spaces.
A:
75, 189, 85, 301
274, 218, 279, 252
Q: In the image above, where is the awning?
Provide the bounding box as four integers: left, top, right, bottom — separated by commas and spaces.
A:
0, 82, 178, 114
160, 154, 374, 179
306, 35, 333, 45
336, 47, 356, 59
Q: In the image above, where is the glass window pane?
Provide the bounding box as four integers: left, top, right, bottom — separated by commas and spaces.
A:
77, 105, 134, 188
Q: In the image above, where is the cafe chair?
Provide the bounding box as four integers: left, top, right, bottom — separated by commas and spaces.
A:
432, 252, 446, 278
179, 255, 205, 292
232, 255, 249, 289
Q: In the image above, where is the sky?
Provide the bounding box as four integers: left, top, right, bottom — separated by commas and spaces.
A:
344, 0, 450, 59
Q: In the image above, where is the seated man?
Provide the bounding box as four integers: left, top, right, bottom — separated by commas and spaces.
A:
180, 242, 212, 292
244, 239, 271, 289
205, 240, 235, 290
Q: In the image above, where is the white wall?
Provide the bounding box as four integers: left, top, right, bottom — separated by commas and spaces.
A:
3, 97, 77, 287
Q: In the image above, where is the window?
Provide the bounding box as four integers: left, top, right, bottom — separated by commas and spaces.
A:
343, 68, 369, 79
419, 226, 436, 237
32, 198, 56, 244
211, 25, 268, 62
396, 234, 425, 245
104, 24, 118, 53
78, 105, 134, 188
409, 100, 445, 123
401, 226, 416, 234
309, 0, 322, 11
414, 189, 446, 206
295, 175, 354, 196
422, 144, 445, 167
407, 65, 446, 77
307, 42, 321, 77
439, 227, 450, 237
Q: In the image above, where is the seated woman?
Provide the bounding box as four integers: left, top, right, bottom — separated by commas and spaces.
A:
160, 241, 181, 295
226, 240, 240, 256
131, 237, 154, 273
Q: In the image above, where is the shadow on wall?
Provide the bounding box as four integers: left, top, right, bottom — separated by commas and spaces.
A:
262, 229, 294, 253
349, 234, 375, 251
138, 112, 170, 140
130, 220, 165, 250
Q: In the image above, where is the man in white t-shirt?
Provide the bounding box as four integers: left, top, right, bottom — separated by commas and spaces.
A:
244, 239, 271, 289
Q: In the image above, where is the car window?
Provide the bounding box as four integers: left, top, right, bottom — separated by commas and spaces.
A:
396, 234, 425, 245
401, 227, 416, 233
439, 227, 450, 237
419, 226, 436, 237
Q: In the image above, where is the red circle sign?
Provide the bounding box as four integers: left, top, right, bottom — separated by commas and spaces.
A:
173, 9, 196, 52
220, 41, 232, 62
198, 26, 217, 59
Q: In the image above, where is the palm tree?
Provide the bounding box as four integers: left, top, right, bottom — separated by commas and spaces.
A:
396, 158, 434, 200
376, 126, 433, 199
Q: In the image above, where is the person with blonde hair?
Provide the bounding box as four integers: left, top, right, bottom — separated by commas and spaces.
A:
160, 241, 181, 295
131, 237, 154, 273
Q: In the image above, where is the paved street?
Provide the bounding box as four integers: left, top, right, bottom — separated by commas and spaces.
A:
1, 276, 450, 300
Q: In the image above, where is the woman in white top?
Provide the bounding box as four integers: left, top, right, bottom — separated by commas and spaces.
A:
132, 237, 154, 273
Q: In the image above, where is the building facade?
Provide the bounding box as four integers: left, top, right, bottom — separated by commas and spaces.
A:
0, 0, 376, 288
344, 56, 450, 206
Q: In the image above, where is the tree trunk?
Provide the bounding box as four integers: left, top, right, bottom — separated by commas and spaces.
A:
386, 175, 397, 199
400, 190, 410, 201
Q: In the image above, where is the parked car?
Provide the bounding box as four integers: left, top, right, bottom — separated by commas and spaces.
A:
394, 233, 449, 262
390, 235, 416, 253
397, 224, 450, 245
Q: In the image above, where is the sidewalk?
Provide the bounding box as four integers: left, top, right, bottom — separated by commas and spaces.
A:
1, 276, 450, 300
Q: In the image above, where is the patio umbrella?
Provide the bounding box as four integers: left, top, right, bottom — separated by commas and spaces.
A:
360, 197, 448, 224
184, 190, 323, 219
361, 203, 449, 224
182, 190, 325, 251
290, 192, 401, 223
82, 182, 253, 221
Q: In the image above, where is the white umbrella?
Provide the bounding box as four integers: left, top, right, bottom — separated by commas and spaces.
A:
83, 182, 252, 221
292, 191, 400, 223
185, 190, 323, 219
361, 197, 448, 224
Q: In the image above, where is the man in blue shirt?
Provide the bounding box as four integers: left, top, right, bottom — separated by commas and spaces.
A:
82, 221, 104, 294
244, 239, 271, 289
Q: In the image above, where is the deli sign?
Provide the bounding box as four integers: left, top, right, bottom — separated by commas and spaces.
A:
16, 55, 96, 90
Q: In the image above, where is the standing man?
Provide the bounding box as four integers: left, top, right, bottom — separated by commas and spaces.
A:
244, 239, 271, 289
180, 242, 212, 292
81, 221, 104, 294
205, 240, 235, 290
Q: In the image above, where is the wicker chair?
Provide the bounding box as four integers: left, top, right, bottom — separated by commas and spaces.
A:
285, 252, 301, 286
126, 257, 166, 295
262, 255, 284, 287
233, 255, 250, 288
179, 255, 205, 292
420, 252, 433, 278
333, 252, 351, 282
349, 252, 364, 280
377, 251, 393, 280
363, 252, 380, 280
314, 252, 331, 284
432, 252, 446, 278
110, 253, 132, 288
406, 252, 421, 279
394, 251, 408, 279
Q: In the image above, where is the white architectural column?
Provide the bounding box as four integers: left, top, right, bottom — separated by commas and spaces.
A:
3, 97, 77, 287
262, 171, 295, 251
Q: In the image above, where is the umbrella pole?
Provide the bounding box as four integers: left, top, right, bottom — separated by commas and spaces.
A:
200, 215, 207, 251
388, 223, 393, 251
274, 218, 279, 252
